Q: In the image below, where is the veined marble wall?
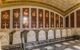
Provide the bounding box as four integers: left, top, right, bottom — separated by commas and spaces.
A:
0, 32, 9, 46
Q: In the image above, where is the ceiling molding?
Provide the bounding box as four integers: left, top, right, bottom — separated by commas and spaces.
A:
0, 1, 65, 15
64, 3, 80, 15
0, 0, 80, 16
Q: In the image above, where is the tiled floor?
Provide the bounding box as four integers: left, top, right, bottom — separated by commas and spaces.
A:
32, 40, 80, 50
3, 40, 80, 50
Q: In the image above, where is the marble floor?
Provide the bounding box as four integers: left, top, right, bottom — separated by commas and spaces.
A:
32, 40, 80, 50
3, 40, 80, 50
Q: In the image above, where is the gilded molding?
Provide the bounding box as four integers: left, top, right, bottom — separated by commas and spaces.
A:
65, 3, 80, 15
0, 1, 64, 15
1, 0, 80, 16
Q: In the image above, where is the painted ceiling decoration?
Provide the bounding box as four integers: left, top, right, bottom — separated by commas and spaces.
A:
0, 0, 80, 15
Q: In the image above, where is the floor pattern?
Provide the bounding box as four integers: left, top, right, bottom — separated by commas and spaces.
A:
3, 40, 80, 50
32, 40, 80, 50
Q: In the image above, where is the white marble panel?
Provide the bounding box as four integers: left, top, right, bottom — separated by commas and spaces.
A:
27, 31, 36, 42
38, 30, 46, 41
0, 32, 9, 46
55, 29, 61, 38
13, 31, 21, 44
48, 30, 54, 39
62, 29, 67, 37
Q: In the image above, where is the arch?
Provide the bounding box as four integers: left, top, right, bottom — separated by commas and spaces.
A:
38, 30, 46, 41
13, 31, 21, 44
62, 29, 67, 38
0, 32, 9, 46
48, 30, 54, 39
55, 29, 61, 38
27, 30, 36, 42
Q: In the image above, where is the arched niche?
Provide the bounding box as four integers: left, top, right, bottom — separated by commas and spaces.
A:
13, 31, 21, 44
48, 30, 54, 39
0, 32, 9, 46
27, 31, 36, 42
38, 30, 46, 41
55, 29, 61, 38
62, 29, 67, 38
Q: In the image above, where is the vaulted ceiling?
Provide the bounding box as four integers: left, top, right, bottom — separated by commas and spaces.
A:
0, 0, 80, 15
29, 0, 80, 11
